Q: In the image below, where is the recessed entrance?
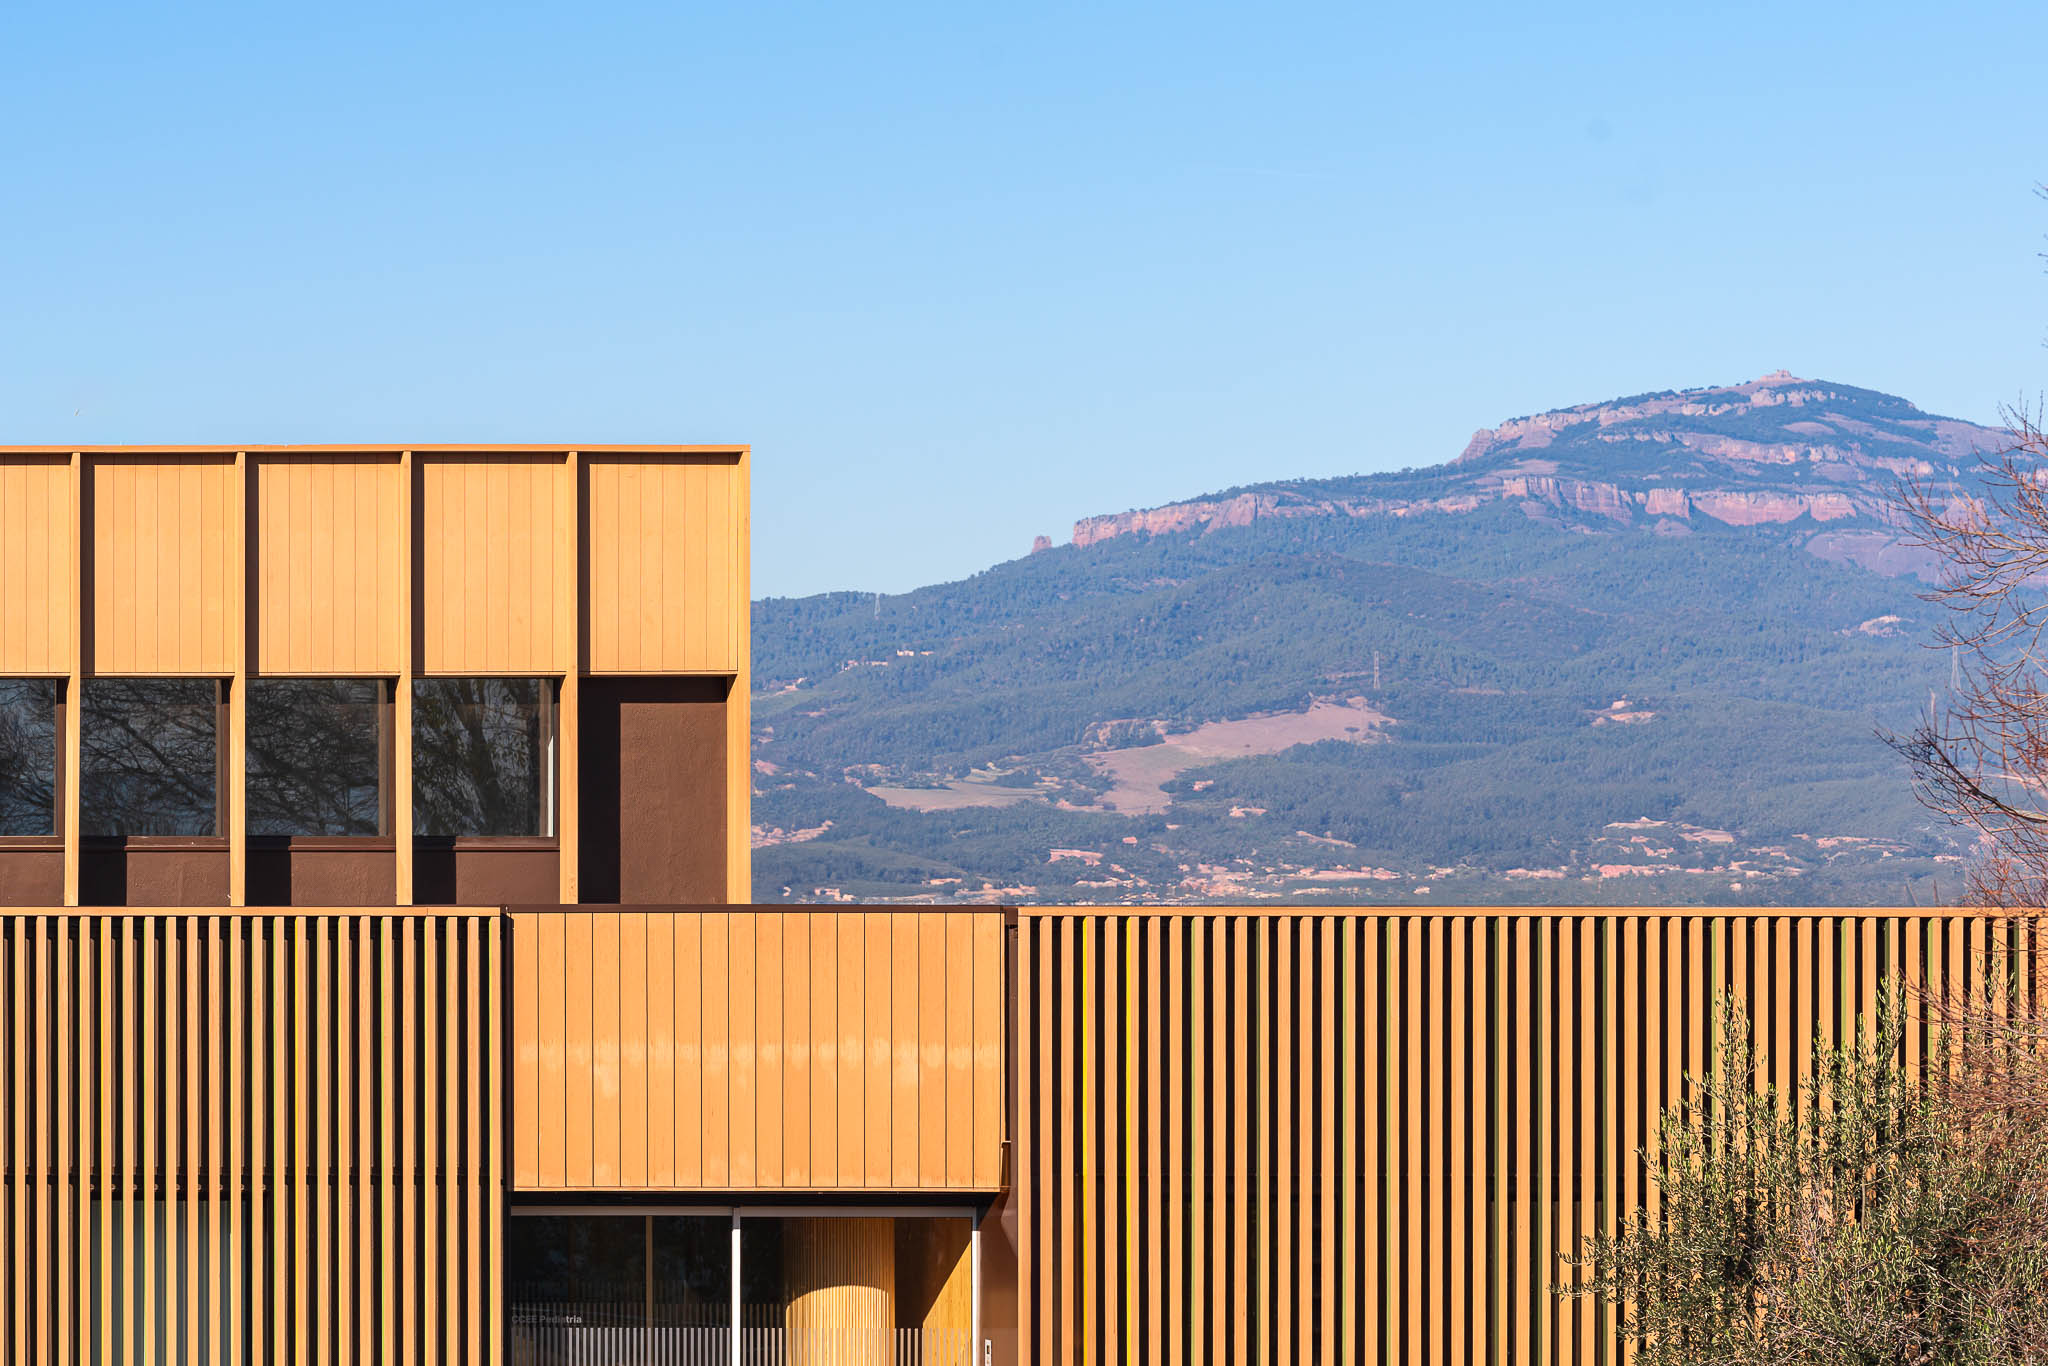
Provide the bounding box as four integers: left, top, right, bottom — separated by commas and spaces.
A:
508, 1209, 978, 1366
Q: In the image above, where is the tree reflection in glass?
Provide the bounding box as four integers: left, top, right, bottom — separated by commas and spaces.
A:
79, 679, 220, 836
247, 679, 386, 836
0, 680, 57, 836
413, 678, 552, 837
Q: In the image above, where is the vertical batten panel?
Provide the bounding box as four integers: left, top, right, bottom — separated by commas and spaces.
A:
418, 455, 564, 674
254, 457, 404, 675
89, 457, 238, 674
583, 455, 743, 672
0, 457, 74, 674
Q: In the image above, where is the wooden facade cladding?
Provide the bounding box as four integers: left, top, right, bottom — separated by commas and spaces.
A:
417, 454, 568, 676
89, 456, 240, 676
0, 909, 503, 1366
1014, 908, 2045, 1366
0, 444, 752, 909
256, 455, 406, 676
0, 456, 73, 676
584, 455, 745, 674
509, 909, 1007, 1194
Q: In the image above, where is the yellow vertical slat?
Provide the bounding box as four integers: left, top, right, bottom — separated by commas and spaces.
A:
380, 919, 397, 1366
251, 918, 269, 1366
1317, 916, 1337, 1365
487, 915, 507, 1366
13, 920, 29, 1366
1580, 916, 1599, 1366
56, 918, 72, 1366
183, 919, 201, 1366
1402, 915, 1421, 1366
593, 911, 623, 1187
1145, 915, 1165, 1359
207, 919, 224, 1366
316, 918, 333, 1366
294, 918, 311, 1366
357, 919, 375, 1366
1602, 917, 1622, 1365
1448, 916, 1467, 1366
1337, 916, 1357, 1366
335, 920, 355, 1366
1510, 916, 1533, 1366
421, 921, 438, 1358
99, 919, 116, 1366
442, 923, 460, 1366
1233, 915, 1252, 1366
399, 921, 416, 1366
1164, 916, 1183, 1364
1102, 917, 1122, 1366
230, 919, 247, 1366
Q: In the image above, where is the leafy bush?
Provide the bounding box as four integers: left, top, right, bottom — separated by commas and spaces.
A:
1564, 996, 2048, 1363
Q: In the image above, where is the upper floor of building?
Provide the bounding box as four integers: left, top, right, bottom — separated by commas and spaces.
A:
0, 445, 751, 909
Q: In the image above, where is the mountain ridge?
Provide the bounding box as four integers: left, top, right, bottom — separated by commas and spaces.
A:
756, 373, 1995, 906
1065, 371, 2001, 554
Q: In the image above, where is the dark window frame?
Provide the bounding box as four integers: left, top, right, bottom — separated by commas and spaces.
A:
0, 678, 62, 844
245, 676, 395, 841
78, 677, 228, 842
411, 676, 560, 842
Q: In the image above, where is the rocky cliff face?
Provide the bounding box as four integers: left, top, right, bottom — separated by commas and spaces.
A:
1067, 372, 2001, 556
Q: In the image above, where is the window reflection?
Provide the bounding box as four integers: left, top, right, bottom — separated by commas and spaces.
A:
247, 679, 387, 836
0, 680, 57, 836
509, 1214, 729, 1364
413, 678, 554, 837
79, 679, 221, 837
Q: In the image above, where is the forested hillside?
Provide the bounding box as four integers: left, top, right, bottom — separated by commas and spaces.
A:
753, 375, 2002, 905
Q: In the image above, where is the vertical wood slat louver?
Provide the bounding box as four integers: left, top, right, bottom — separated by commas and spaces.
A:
1016, 909, 2046, 1366
0, 911, 502, 1366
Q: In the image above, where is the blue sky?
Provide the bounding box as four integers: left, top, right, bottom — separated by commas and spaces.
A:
4, 2, 2044, 597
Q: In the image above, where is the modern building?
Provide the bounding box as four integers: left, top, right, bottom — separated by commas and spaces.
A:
0, 446, 2022, 1363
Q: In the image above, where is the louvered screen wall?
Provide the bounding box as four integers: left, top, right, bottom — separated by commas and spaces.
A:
0, 910, 504, 1366
1015, 909, 2045, 1366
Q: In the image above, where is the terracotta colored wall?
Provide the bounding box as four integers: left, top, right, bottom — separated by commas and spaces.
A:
577, 676, 728, 905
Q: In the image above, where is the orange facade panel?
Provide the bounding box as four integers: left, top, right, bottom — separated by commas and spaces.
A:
511, 908, 1006, 1193
89, 456, 239, 675
0, 910, 502, 1365
1015, 908, 2043, 1365
0, 457, 73, 675
585, 455, 744, 674
418, 453, 568, 675
256, 455, 405, 675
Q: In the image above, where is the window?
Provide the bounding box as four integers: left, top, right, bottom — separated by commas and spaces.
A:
0, 680, 57, 836
79, 679, 222, 837
509, 1215, 730, 1359
412, 678, 555, 837
247, 678, 389, 836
